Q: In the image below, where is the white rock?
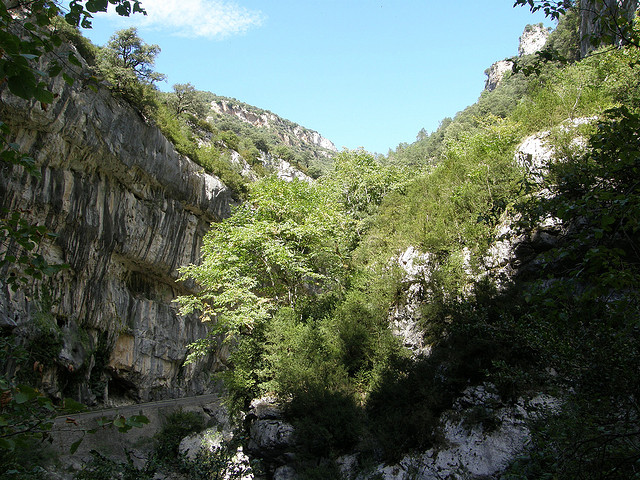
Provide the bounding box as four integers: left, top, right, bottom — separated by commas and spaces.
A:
484, 59, 514, 92
259, 152, 311, 182
273, 465, 297, 480
250, 395, 283, 419
179, 428, 223, 462
248, 419, 295, 454
519, 24, 550, 56
357, 388, 560, 480
515, 131, 554, 183
179, 429, 254, 480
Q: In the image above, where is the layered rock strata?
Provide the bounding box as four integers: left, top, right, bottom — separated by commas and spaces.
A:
0, 74, 234, 403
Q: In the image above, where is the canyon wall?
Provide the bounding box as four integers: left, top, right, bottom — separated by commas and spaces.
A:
0, 73, 234, 404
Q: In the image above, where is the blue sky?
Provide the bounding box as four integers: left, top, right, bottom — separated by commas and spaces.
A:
82, 1, 551, 154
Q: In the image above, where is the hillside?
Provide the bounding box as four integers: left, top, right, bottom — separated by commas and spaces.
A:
1, 1, 640, 479
207, 95, 337, 162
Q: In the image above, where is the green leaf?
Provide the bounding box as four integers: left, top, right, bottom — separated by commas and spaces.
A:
7, 75, 36, 100
601, 215, 615, 229
0, 437, 16, 451
62, 73, 74, 86
86, 0, 108, 13
113, 416, 126, 428
34, 88, 54, 105
96, 417, 109, 427
14, 392, 31, 404
68, 53, 82, 67
115, 2, 131, 16
69, 437, 83, 454
125, 413, 149, 428
129, 414, 150, 425
51, 34, 63, 48
63, 397, 86, 413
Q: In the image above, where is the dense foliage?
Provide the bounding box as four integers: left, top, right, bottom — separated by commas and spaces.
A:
177, 5, 640, 477
3, 1, 640, 477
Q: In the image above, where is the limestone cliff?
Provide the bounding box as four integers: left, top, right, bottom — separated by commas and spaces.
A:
579, 0, 638, 57
0, 73, 234, 404
518, 23, 551, 56
210, 98, 337, 154
484, 60, 515, 92
484, 24, 550, 91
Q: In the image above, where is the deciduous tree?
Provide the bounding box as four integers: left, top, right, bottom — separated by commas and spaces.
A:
171, 82, 209, 118
98, 26, 165, 86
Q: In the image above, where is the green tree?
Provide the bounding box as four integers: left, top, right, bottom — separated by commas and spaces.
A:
97, 26, 165, 88
170, 82, 209, 118
177, 176, 352, 360
321, 148, 411, 228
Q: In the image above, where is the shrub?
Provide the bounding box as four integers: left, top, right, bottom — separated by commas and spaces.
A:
153, 410, 206, 467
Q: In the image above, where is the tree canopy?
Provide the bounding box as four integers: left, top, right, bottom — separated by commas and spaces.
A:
98, 26, 166, 86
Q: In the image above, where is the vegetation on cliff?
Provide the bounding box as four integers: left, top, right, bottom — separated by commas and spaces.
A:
0, 1, 155, 475
177, 4, 640, 477
2, 1, 640, 478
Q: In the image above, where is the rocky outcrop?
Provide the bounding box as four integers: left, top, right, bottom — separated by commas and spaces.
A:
0, 73, 234, 403
259, 152, 312, 182
484, 60, 515, 92
211, 100, 279, 129
246, 397, 296, 468
210, 99, 337, 154
389, 247, 435, 356
514, 131, 555, 183
291, 125, 336, 152
485, 24, 549, 91
481, 120, 596, 282
519, 24, 551, 56
179, 428, 253, 480
515, 116, 594, 183
353, 387, 559, 480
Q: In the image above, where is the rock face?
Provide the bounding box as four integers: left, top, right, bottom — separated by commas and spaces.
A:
579, 0, 639, 57
518, 24, 551, 56
389, 247, 435, 356
0, 74, 234, 403
515, 117, 594, 183
354, 387, 559, 480
246, 397, 296, 461
484, 60, 515, 92
210, 99, 337, 153
211, 100, 279, 129
481, 121, 596, 283
484, 24, 549, 91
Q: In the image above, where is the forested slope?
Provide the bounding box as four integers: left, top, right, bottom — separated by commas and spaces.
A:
1, 1, 639, 479
177, 4, 640, 478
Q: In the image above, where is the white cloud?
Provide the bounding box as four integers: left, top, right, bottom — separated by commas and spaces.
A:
105, 0, 265, 39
